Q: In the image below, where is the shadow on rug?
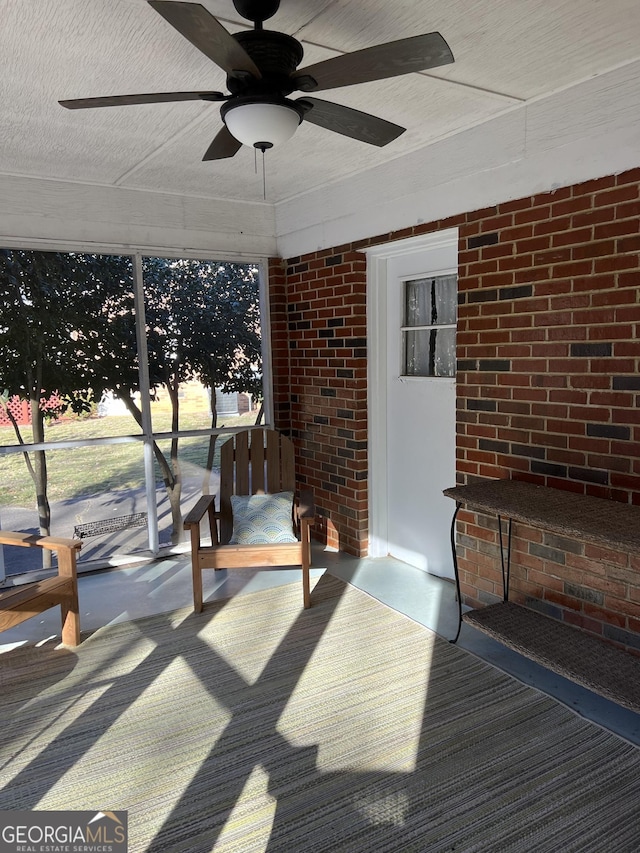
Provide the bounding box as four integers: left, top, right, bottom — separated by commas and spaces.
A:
1, 572, 639, 853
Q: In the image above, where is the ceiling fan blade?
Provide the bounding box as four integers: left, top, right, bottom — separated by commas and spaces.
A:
202, 125, 242, 160
149, 1, 261, 78
297, 98, 405, 147
59, 91, 226, 110
292, 32, 453, 92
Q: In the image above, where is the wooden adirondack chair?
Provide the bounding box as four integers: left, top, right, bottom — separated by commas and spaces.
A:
184, 428, 315, 612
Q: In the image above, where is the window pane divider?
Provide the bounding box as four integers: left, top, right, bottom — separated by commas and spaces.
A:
133, 252, 160, 555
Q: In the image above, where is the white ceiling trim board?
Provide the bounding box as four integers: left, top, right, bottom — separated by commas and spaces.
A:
275, 59, 640, 258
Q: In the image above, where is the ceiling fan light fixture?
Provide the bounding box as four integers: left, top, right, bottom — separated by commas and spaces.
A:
221, 100, 302, 149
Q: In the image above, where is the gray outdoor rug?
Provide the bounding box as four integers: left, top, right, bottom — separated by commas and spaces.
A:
464, 601, 640, 713
1, 573, 640, 852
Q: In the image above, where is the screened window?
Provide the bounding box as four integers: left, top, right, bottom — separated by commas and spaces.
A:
0, 249, 266, 580
402, 274, 457, 377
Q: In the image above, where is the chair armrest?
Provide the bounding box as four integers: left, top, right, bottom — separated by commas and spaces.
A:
295, 489, 315, 520
0, 531, 81, 553
0, 531, 81, 581
184, 495, 220, 547
184, 495, 218, 529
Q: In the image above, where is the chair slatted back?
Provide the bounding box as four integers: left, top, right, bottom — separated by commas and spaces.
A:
219, 429, 296, 544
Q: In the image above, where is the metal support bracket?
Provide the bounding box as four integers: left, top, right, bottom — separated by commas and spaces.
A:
497, 514, 513, 601
449, 501, 463, 643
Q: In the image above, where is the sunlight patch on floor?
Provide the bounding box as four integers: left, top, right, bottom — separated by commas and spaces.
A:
213, 764, 276, 853
197, 575, 322, 685
352, 787, 410, 828
278, 589, 436, 774
36, 655, 232, 827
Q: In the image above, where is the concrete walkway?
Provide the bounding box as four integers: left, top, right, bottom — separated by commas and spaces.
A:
0, 474, 218, 576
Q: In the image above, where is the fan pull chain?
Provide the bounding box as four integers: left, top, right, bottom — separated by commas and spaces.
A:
254, 143, 271, 200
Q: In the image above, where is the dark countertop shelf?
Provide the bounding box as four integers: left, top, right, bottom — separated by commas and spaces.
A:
444, 479, 640, 557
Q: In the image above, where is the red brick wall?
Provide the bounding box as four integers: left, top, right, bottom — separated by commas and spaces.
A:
268, 257, 291, 432
268, 250, 369, 553
455, 169, 640, 651
272, 168, 640, 650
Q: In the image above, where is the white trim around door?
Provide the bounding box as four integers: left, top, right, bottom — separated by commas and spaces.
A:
365, 229, 459, 565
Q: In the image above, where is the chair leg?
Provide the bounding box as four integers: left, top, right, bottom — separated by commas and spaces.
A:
302, 568, 310, 609
188, 524, 204, 613
193, 562, 203, 613
61, 597, 80, 646
302, 540, 311, 610
58, 546, 80, 646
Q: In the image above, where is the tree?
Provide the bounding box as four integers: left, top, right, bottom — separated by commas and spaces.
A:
0, 249, 132, 564
59, 255, 263, 544
134, 257, 263, 541
163, 258, 263, 496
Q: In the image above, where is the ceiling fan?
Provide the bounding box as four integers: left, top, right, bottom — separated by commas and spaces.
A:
59, 0, 454, 160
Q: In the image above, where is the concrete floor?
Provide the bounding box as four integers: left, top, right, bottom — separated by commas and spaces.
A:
2, 544, 639, 745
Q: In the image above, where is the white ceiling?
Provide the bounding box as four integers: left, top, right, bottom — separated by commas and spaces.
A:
3, 0, 640, 207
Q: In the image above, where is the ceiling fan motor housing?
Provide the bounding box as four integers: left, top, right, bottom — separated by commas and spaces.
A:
232, 0, 280, 25
230, 30, 304, 96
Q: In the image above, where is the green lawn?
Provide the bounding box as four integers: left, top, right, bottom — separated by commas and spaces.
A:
0, 411, 258, 507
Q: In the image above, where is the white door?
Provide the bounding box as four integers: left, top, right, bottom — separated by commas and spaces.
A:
367, 231, 457, 578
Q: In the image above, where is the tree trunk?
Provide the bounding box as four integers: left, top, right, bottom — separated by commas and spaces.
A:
202, 393, 219, 496
166, 377, 183, 545
120, 393, 183, 545
3, 399, 38, 489
30, 398, 52, 569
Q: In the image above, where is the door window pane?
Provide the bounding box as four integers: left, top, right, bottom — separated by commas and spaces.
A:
404, 275, 457, 326
402, 274, 457, 377
404, 327, 456, 377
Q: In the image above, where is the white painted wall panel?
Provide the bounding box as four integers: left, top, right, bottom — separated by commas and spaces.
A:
276, 60, 640, 259
276, 107, 526, 242
0, 175, 277, 258
525, 59, 640, 152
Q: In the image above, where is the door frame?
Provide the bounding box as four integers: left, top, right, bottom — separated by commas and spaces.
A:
364, 229, 459, 559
